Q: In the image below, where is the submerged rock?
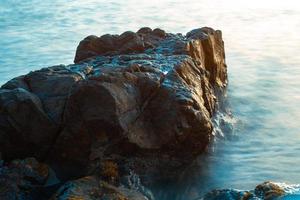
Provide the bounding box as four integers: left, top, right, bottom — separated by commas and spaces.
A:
201, 189, 255, 200
0, 27, 227, 183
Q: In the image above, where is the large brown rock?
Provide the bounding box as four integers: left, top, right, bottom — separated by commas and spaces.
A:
0, 27, 227, 182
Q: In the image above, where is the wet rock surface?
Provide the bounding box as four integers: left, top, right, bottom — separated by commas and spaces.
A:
0, 27, 227, 199
200, 181, 300, 200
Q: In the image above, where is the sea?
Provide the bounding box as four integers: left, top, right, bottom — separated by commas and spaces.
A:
1, 0, 300, 199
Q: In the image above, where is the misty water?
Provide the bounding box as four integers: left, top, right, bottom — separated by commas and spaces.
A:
1, 0, 300, 199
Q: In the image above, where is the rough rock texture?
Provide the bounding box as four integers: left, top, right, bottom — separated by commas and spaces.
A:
0, 27, 227, 183
200, 181, 298, 200
0, 158, 148, 200
51, 176, 148, 200
0, 157, 55, 200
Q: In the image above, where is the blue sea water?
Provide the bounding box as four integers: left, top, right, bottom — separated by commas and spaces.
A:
1, 0, 300, 199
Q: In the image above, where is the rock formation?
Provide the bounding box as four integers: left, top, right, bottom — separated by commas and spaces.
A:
200, 181, 295, 200
0, 27, 227, 199
0, 158, 51, 199
0, 158, 149, 200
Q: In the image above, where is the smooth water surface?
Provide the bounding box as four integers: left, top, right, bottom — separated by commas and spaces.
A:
1, 0, 300, 199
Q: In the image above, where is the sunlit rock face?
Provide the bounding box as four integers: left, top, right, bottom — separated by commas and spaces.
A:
0, 27, 227, 182
75, 27, 227, 88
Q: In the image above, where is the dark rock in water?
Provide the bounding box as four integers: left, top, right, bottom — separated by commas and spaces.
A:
254, 181, 285, 200
0, 27, 227, 183
200, 181, 291, 200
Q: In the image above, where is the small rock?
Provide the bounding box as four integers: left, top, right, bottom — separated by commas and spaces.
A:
200, 181, 287, 200
201, 189, 255, 200
52, 176, 147, 200
255, 181, 285, 200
